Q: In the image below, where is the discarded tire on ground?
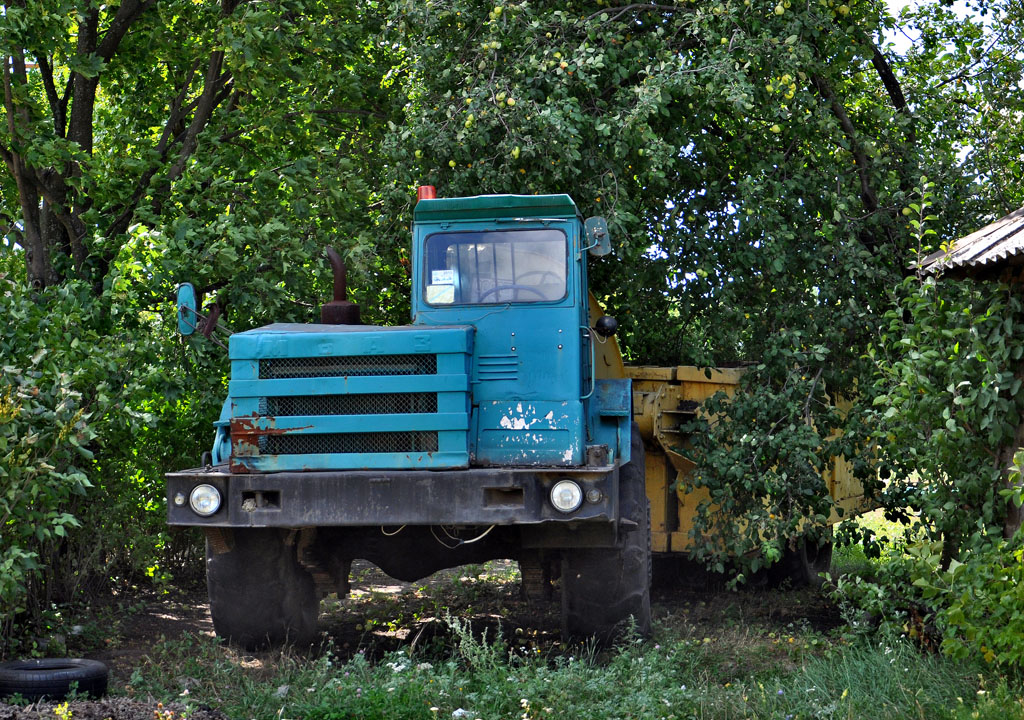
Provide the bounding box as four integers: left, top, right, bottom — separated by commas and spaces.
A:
561, 424, 651, 640
0, 658, 108, 701
206, 528, 319, 650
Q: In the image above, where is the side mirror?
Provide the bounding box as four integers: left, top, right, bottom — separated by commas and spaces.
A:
584, 216, 612, 257
176, 282, 198, 336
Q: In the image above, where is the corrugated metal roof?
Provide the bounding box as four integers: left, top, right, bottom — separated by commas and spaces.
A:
921, 205, 1024, 274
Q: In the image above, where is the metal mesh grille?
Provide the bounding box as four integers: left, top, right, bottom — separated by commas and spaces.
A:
259, 355, 437, 379
262, 393, 438, 417
261, 431, 439, 455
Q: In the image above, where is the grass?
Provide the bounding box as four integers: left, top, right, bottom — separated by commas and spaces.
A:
831, 509, 914, 576
113, 608, 1023, 720
12, 546, 1023, 719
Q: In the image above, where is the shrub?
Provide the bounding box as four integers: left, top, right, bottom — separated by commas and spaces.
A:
940, 537, 1024, 671
0, 271, 215, 655
0, 364, 94, 645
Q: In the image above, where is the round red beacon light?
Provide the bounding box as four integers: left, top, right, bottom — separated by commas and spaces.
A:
417, 185, 437, 201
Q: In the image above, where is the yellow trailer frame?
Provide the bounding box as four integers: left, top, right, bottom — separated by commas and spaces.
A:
590, 295, 870, 560
627, 366, 870, 556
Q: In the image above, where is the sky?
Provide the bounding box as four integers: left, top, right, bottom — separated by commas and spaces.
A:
884, 0, 975, 53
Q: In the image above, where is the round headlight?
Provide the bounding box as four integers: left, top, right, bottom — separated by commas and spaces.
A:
550, 479, 583, 513
189, 484, 222, 517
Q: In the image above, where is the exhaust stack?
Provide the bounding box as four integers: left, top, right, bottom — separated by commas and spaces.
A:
321, 247, 361, 325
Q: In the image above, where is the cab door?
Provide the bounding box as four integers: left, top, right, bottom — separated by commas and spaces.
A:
416, 223, 585, 466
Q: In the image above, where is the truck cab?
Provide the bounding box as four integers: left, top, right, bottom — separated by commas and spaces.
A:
412, 193, 621, 468
166, 192, 649, 648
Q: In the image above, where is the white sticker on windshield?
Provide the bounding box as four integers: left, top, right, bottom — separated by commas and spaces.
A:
426, 284, 455, 304
431, 269, 455, 285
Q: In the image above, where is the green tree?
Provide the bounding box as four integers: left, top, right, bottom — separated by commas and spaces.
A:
372, 0, 933, 567
372, 0, 1024, 570
0, 0, 396, 651
864, 0, 1024, 553
1, 0, 394, 296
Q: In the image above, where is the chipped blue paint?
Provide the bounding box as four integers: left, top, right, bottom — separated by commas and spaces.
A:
475, 400, 581, 466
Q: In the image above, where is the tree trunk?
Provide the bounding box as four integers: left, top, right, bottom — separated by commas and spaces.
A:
14, 178, 58, 290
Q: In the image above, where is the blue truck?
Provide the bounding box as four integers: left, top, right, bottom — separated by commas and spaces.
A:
167, 190, 649, 648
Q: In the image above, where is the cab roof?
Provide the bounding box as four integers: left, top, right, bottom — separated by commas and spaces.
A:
413, 194, 580, 222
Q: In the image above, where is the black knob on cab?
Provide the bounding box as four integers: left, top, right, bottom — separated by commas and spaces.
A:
595, 315, 619, 338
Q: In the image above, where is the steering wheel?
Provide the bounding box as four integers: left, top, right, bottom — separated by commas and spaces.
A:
516, 270, 562, 285
477, 284, 548, 302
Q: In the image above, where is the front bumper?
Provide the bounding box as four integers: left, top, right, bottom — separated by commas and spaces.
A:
166, 465, 619, 529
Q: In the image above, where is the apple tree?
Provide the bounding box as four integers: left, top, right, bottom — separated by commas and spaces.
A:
373, 0, 1024, 571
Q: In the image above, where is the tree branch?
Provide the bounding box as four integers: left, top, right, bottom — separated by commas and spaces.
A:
26, 165, 87, 247
866, 40, 918, 197
167, 58, 231, 184
811, 73, 878, 214
586, 4, 684, 23
106, 1, 241, 245
68, 8, 99, 155
57, 73, 73, 127
60, 8, 102, 273
158, 59, 204, 156
60, 1, 157, 279
4, 51, 55, 288
103, 60, 202, 242
36, 56, 66, 137
166, 0, 244, 183
934, 23, 1021, 90
869, 44, 913, 137
96, 0, 157, 62
803, 367, 824, 423
284, 107, 387, 120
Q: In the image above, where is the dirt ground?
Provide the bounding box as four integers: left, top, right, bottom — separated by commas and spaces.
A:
0, 559, 842, 720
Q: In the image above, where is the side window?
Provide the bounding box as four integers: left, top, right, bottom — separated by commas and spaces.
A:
424, 229, 568, 305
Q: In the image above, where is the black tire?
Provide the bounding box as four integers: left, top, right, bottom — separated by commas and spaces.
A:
206, 528, 319, 649
561, 425, 651, 640
0, 658, 108, 701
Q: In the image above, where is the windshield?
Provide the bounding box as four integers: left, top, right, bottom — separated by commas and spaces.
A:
423, 229, 568, 305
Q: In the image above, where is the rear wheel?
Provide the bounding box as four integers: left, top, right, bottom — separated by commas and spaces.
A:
206, 528, 319, 649
561, 426, 651, 640
780, 531, 834, 588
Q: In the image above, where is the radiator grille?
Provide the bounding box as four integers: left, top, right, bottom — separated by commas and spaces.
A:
262, 431, 439, 455
260, 354, 437, 379
262, 393, 438, 417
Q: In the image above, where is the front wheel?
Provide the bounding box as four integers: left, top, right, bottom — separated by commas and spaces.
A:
561, 425, 651, 640
206, 528, 319, 649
